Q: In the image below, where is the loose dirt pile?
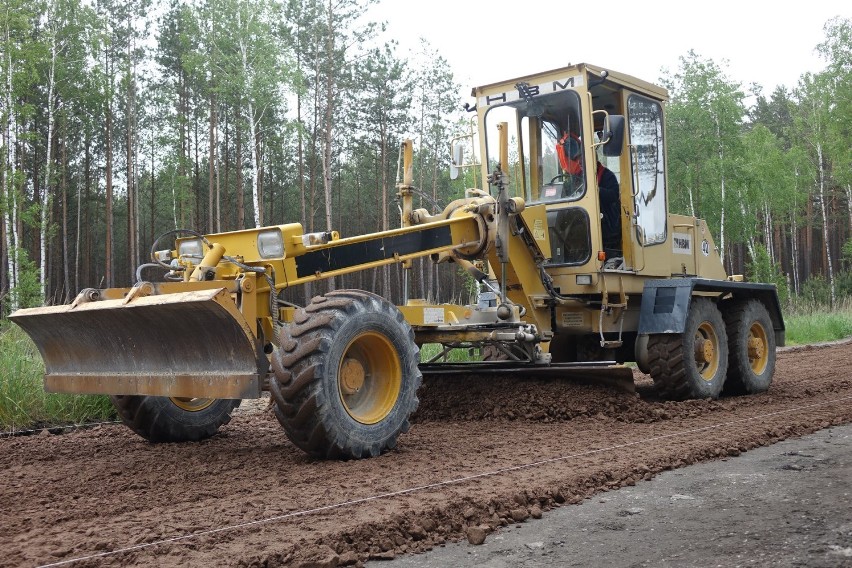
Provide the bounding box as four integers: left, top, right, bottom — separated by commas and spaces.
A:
2, 342, 851, 567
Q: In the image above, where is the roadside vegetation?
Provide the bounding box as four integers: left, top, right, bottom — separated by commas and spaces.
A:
784, 299, 852, 345
0, 321, 115, 433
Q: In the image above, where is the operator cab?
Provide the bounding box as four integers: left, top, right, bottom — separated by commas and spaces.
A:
477, 64, 669, 273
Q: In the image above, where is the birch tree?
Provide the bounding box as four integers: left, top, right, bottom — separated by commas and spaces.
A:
37, 3, 60, 302
1, 0, 35, 311
662, 52, 746, 265
794, 72, 836, 305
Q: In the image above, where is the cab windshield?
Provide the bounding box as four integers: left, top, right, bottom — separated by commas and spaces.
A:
483, 89, 586, 204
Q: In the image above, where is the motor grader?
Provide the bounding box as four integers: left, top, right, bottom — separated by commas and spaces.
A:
10, 63, 784, 459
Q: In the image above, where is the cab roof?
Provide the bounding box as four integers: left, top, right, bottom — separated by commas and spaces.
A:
471, 63, 668, 102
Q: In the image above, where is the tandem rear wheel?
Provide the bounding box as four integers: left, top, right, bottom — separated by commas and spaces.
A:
269, 289, 422, 459
723, 299, 776, 394
648, 298, 729, 400
647, 297, 777, 400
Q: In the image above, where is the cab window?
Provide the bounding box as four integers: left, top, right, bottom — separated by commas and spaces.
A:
627, 95, 667, 246
483, 90, 587, 204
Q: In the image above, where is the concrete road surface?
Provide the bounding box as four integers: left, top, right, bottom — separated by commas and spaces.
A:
376, 424, 852, 568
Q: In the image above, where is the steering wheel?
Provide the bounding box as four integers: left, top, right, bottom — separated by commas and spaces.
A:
546, 174, 586, 199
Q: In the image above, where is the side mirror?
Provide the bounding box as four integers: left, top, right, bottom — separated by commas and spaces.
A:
450, 142, 464, 180
602, 115, 625, 157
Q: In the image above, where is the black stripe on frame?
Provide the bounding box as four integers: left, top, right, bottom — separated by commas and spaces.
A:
295, 225, 454, 278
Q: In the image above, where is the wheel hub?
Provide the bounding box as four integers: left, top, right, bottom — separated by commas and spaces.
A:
337, 331, 402, 425
748, 336, 765, 360
169, 397, 215, 412
340, 357, 366, 395
694, 338, 714, 364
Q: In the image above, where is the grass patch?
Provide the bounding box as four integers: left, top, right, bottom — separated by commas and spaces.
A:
0, 321, 115, 432
783, 299, 852, 345
419, 343, 477, 363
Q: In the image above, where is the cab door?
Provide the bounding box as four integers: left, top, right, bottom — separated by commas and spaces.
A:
625, 94, 676, 276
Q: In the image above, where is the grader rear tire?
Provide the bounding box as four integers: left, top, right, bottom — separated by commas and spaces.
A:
269, 290, 421, 459
723, 299, 776, 394
110, 395, 241, 442
647, 298, 728, 400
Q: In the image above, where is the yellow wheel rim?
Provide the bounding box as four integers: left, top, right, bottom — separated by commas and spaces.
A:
747, 321, 769, 375
170, 397, 216, 412
338, 332, 402, 425
694, 321, 720, 381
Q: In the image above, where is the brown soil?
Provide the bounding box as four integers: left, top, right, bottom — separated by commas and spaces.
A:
2, 341, 852, 568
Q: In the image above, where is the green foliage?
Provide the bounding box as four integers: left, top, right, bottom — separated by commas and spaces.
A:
13, 250, 43, 310
796, 275, 833, 306
662, 51, 748, 250
835, 270, 852, 298
0, 321, 115, 431
784, 298, 852, 345
842, 240, 852, 270
419, 343, 475, 363
746, 244, 789, 305
458, 265, 478, 305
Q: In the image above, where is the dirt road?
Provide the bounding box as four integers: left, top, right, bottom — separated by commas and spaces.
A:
2, 341, 851, 567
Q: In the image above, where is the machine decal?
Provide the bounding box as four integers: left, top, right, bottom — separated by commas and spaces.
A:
478, 75, 585, 107
296, 225, 453, 278
673, 232, 692, 255
561, 311, 584, 327
423, 308, 445, 325
533, 219, 546, 241
702, 239, 711, 256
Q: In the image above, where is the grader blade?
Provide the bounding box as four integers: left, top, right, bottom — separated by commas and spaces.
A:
420, 362, 636, 393
9, 288, 261, 399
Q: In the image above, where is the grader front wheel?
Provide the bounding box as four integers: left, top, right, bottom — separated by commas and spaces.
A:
111, 395, 241, 442
269, 290, 421, 459
648, 298, 729, 400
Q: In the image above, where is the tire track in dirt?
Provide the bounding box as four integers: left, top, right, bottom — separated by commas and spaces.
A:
1, 342, 851, 567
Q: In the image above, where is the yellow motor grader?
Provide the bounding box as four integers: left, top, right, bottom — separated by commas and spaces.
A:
11, 63, 784, 459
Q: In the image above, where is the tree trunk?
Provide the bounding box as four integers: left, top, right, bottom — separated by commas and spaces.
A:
715, 117, 726, 263
431, 130, 440, 301
816, 142, 835, 306
236, 108, 244, 230
319, 24, 335, 289
846, 183, 852, 237
41, 27, 57, 302
805, 190, 813, 283
380, 122, 389, 299
105, 55, 114, 288
4, 31, 19, 310
179, 68, 187, 228
61, 117, 70, 300
126, 27, 137, 282
222, 107, 229, 232
209, 90, 216, 233
246, 103, 258, 228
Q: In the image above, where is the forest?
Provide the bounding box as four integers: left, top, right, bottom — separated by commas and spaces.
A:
0, 0, 850, 315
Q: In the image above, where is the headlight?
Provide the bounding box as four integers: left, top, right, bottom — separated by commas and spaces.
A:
178, 238, 204, 258
257, 230, 284, 259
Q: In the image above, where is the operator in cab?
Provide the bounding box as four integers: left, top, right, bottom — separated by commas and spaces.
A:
557, 132, 622, 263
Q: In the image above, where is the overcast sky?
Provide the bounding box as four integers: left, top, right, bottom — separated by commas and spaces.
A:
371, 0, 847, 101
